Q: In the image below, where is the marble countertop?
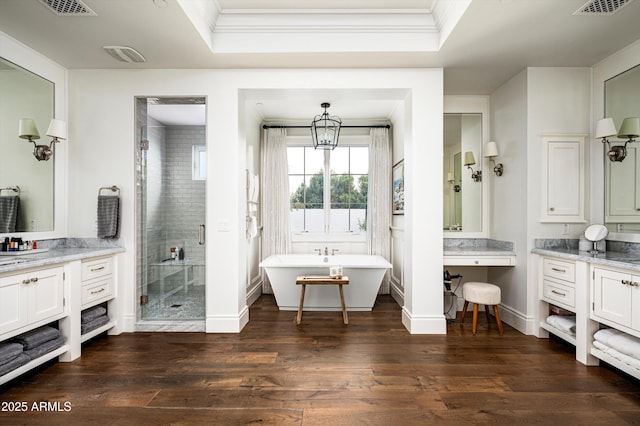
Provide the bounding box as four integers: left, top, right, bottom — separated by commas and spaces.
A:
532, 247, 640, 272
444, 238, 516, 257
0, 246, 125, 275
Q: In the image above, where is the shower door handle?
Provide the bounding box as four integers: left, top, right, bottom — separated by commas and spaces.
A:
199, 224, 205, 245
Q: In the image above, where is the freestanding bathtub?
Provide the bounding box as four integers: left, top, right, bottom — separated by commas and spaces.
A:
259, 254, 392, 311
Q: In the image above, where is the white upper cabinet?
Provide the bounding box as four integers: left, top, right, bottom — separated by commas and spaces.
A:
541, 135, 586, 223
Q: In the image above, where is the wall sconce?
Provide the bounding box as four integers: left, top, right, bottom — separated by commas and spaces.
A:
484, 141, 504, 176
18, 118, 67, 161
463, 151, 482, 182
447, 172, 460, 192
596, 117, 639, 162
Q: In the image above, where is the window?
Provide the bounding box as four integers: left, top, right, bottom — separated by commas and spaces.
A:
192, 145, 206, 180
288, 144, 368, 234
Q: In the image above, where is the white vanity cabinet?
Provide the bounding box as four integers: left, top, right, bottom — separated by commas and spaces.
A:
592, 267, 640, 336
0, 266, 66, 337
536, 254, 598, 366
540, 135, 586, 223
81, 256, 114, 309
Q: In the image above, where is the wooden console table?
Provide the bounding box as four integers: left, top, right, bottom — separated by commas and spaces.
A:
295, 275, 349, 325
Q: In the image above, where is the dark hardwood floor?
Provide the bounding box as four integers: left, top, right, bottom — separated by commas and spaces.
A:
1, 295, 639, 425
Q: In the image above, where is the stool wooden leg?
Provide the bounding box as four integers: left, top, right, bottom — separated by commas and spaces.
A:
493, 305, 503, 335
472, 303, 479, 334
339, 284, 348, 325
484, 305, 491, 324
296, 284, 306, 325
460, 301, 469, 323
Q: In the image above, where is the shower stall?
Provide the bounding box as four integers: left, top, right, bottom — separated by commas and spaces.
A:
135, 97, 206, 326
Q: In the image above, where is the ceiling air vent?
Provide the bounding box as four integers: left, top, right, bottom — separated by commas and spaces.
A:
103, 46, 146, 63
38, 0, 97, 16
574, 0, 636, 15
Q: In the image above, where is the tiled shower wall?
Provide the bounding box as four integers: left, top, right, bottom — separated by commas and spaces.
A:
163, 125, 206, 266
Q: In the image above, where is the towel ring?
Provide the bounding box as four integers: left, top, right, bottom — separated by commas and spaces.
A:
98, 185, 120, 196
0, 186, 20, 196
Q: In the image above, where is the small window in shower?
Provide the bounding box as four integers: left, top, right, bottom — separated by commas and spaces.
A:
192, 145, 206, 180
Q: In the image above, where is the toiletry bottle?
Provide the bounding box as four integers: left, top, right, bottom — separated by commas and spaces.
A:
171, 247, 176, 259
178, 247, 184, 260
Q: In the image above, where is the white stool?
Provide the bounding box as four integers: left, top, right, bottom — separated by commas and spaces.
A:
460, 282, 503, 335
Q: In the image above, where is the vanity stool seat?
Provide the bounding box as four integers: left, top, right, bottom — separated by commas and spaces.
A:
460, 282, 503, 335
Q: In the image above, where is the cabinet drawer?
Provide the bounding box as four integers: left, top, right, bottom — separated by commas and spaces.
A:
543, 279, 575, 309
82, 257, 113, 281
82, 277, 113, 307
543, 258, 575, 283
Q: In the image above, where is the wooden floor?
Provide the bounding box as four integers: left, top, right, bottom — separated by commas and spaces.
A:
1, 295, 639, 425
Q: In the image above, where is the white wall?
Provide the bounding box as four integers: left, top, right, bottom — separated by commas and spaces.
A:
488, 67, 591, 334
68, 68, 445, 334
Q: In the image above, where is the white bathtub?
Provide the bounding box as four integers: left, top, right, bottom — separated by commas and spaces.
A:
259, 254, 392, 311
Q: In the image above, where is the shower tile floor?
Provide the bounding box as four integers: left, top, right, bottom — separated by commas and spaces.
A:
142, 282, 205, 320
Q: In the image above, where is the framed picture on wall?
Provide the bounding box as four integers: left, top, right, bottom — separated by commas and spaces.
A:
392, 159, 404, 215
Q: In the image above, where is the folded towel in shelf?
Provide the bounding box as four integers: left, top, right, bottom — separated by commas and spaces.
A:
0, 343, 23, 366
593, 340, 640, 371
97, 195, 120, 239
0, 354, 30, 377
594, 328, 640, 360
0, 196, 21, 233
546, 315, 576, 335
23, 336, 66, 361
81, 305, 107, 324
81, 315, 110, 335
10, 326, 60, 350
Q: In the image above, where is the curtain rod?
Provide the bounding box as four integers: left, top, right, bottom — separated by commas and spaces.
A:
262, 124, 390, 129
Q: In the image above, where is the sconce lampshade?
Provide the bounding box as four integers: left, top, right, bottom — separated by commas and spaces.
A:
463, 151, 476, 166
618, 117, 640, 139
46, 119, 67, 140
595, 118, 617, 139
484, 141, 499, 158
18, 118, 40, 140
447, 172, 455, 183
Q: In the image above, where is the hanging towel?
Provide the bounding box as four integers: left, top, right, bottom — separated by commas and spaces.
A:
97, 195, 120, 239
248, 215, 258, 239
0, 196, 21, 233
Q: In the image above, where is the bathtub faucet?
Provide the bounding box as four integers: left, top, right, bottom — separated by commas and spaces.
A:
314, 248, 322, 255
332, 249, 339, 255
324, 247, 329, 255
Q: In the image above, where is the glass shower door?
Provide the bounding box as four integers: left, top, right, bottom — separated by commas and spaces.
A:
137, 96, 206, 321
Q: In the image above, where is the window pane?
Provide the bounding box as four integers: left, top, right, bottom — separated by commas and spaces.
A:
305, 147, 324, 175
289, 176, 304, 209
331, 147, 349, 174
330, 174, 354, 204
351, 203, 367, 231
287, 147, 304, 174
350, 147, 368, 174
329, 208, 349, 232
305, 203, 324, 232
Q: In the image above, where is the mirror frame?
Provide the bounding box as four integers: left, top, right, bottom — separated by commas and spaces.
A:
0, 32, 67, 240
593, 41, 640, 243
443, 95, 490, 238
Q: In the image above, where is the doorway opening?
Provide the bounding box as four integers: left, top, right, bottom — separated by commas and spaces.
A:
135, 96, 206, 327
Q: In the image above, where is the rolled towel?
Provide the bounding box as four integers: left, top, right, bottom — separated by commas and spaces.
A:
593, 340, 640, 371
0, 343, 23, 366
10, 326, 60, 350
81, 305, 107, 324
0, 354, 30, 377
23, 336, 66, 361
81, 315, 110, 335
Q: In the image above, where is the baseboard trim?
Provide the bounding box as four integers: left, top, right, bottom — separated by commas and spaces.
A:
206, 305, 249, 333
401, 307, 447, 334
246, 280, 263, 306
496, 303, 533, 335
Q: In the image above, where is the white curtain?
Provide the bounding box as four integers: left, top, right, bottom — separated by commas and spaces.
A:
368, 127, 391, 294
261, 128, 290, 293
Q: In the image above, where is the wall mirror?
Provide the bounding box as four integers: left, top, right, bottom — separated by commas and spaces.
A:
604, 64, 640, 234
443, 113, 483, 233
0, 56, 55, 233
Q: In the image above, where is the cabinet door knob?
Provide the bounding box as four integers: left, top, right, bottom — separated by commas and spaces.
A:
30, 277, 38, 283
551, 289, 567, 296
549, 207, 555, 212
551, 267, 566, 272
622, 279, 630, 286
22, 279, 30, 285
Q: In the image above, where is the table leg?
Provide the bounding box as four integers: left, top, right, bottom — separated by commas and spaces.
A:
296, 284, 306, 325
339, 284, 348, 325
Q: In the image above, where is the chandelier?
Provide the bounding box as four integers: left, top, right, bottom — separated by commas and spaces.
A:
311, 103, 341, 150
